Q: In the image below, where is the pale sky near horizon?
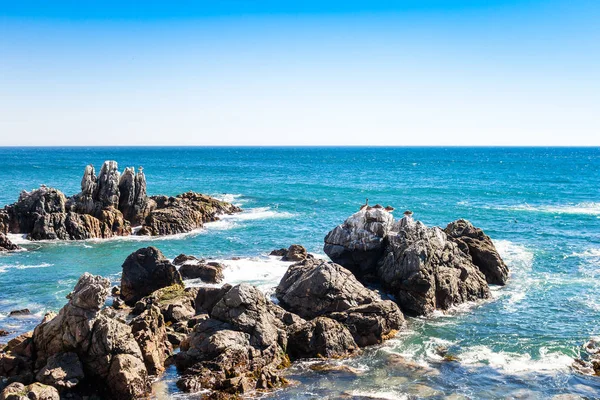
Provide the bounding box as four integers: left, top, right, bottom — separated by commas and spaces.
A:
1, 1, 599, 146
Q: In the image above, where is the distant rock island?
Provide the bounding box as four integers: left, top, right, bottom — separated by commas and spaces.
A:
0, 161, 241, 243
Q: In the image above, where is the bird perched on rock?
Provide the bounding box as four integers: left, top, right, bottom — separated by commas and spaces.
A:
360, 198, 369, 210
385, 205, 394, 212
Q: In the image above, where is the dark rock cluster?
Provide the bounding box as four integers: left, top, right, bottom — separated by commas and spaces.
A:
324, 208, 508, 316
0, 161, 241, 241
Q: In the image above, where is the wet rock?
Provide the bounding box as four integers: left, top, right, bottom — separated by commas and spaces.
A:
0, 233, 20, 252
572, 338, 600, 376
324, 208, 395, 280
276, 258, 379, 319
444, 219, 509, 285
284, 244, 309, 261
269, 248, 287, 257
120, 247, 183, 305
287, 317, 359, 360
0, 382, 59, 400
173, 254, 202, 266
8, 309, 30, 317
179, 261, 224, 283
0, 330, 9, 337
136, 192, 241, 236
35, 352, 84, 390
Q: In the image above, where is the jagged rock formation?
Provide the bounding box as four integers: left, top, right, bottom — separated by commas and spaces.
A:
270, 244, 312, 262
324, 208, 504, 316
0, 233, 20, 252
0, 161, 241, 241
0, 273, 153, 399
444, 219, 509, 285
120, 247, 183, 305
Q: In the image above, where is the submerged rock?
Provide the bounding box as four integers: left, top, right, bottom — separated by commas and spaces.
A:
324, 208, 501, 316
120, 247, 183, 305
174, 254, 225, 283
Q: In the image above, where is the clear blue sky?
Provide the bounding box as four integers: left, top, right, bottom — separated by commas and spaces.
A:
1, 1, 599, 146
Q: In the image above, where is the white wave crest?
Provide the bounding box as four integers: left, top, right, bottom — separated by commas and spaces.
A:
0, 262, 52, 273
220, 207, 295, 221
495, 202, 600, 215
491, 240, 534, 307
211, 193, 246, 206
456, 345, 572, 373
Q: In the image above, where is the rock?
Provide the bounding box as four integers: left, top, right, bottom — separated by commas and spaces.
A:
120, 247, 183, 305
324, 209, 495, 316
179, 261, 224, 283
130, 305, 171, 375
137, 192, 241, 236
118, 167, 152, 225
287, 317, 359, 360
35, 352, 84, 390
328, 300, 405, 347
269, 248, 287, 257
572, 338, 600, 376
0, 233, 20, 252
32, 273, 150, 399
378, 218, 490, 315
276, 258, 380, 320
0, 330, 9, 337
132, 284, 196, 325
324, 208, 395, 280
175, 284, 288, 394
0, 382, 59, 400
444, 219, 509, 285
8, 309, 30, 317
194, 285, 232, 315
284, 244, 308, 261
173, 254, 202, 266
0, 161, 240, 242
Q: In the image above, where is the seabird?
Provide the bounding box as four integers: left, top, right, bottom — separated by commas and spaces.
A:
385, 205, 395, 212
360, 198, 369, 210
403, 210, 413, 217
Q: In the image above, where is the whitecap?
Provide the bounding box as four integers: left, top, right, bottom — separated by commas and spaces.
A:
456, 345, 572, 373
0, 262, 52, 273
211, 193, 246, 206
493, 202, 600, 216
219, 207, 295, 222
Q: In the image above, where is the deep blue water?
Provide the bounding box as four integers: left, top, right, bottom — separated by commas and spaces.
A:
1, 147, 599, 399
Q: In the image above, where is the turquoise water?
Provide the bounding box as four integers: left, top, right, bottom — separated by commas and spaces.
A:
1, 147, 599, 399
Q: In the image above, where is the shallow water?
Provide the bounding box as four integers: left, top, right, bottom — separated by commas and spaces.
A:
1, 147, 599, 398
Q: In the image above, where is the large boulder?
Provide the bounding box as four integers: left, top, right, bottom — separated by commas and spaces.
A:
130, 305, 171, 375
179, 261, 224, 283
444, 219, 509, 285
3, 187, 67, 235
324, 208, 395, 280
275, 258, 380, 319
378, 218, 490, 316
120, 247, 183, 305
35, 352, 84, 390
137, 192, 241, 236
0, 233, 20, 252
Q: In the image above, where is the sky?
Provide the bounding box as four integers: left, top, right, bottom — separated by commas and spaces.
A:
0, 0, 599, 146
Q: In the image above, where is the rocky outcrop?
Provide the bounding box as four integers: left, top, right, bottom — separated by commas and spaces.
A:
276, 258, 380, 319
324, 208, 395, 280
276, 258, 405, 346
324, 209, 502, 316
0, 233, 20, 252
175, 284, 289, 395
26, 273, 151, 399
120, 247, 183, 305
137, 192, 241, 236
0, 161, 240, 242
444, 219, 509, 285
130, 305, 171, 375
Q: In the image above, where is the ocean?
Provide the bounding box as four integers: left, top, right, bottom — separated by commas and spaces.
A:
1, 146, 599, 399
